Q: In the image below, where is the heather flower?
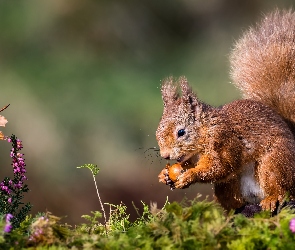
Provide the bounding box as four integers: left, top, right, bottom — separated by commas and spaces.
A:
0, 135, 31, 229
6, 213, 13, 222
4, 214, 13, 233
0, 183, 11, 194
16, 139, 23, 149
4, 223, 12, 233
8, 136, 27, 191
290, 218, 295, 233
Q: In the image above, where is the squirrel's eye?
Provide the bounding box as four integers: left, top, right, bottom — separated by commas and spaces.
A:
177, 129, 186, 137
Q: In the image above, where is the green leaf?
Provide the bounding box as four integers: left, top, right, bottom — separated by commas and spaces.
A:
77, 164, 100, 177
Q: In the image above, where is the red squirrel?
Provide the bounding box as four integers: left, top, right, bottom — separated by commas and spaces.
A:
156, 9, 295, 212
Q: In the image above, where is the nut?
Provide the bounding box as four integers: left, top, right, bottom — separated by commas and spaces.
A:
168, 163, 187, 182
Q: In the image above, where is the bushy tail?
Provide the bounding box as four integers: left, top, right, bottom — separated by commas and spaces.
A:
230, 9, 295, 132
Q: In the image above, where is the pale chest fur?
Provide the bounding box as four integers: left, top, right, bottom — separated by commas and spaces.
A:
240, 162, 264, 203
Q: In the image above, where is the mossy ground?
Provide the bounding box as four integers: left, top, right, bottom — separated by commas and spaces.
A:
1, 196, 295, 249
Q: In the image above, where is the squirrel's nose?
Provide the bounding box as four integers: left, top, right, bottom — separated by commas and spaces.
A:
161, 151, 170, 160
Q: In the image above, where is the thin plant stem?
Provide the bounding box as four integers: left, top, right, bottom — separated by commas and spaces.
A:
132, 201, 141, 218
92, 174, 107, 232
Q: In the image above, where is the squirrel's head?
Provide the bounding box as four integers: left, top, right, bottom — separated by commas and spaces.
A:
156, 77, 205, 163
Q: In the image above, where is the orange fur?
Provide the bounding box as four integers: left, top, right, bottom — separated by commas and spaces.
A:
156, 10, 295, 212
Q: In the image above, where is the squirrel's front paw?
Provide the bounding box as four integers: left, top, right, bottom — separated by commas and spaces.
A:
158, 164, 176, 189
159, 163, 194, 189
158, 166, 169, 184
173, 169, 194, 189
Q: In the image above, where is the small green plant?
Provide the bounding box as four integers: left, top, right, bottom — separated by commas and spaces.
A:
77, 164, 107, 229
78, 211, 105, 235
105, 202, 131, 233
132, 201, 157, 227
77, 163, 162, 235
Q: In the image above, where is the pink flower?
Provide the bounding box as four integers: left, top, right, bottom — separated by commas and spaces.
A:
290, 218, 295, 233
4, 214, 13, 233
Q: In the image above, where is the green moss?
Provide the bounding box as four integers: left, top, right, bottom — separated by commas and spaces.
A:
1, 197, 295, 249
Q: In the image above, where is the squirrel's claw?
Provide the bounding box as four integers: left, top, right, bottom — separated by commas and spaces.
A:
260, 196, 279, 212
158, 166, 176, 190
158, 168, 168, 184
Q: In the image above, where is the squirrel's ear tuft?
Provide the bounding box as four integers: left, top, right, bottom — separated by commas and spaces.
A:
161, 77, 178, 105
179, 76, 191, 96
161, 76, 198, 108
179, 76, 198, 107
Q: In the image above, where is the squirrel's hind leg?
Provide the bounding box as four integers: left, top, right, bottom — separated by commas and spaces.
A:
257, 148, 295, 211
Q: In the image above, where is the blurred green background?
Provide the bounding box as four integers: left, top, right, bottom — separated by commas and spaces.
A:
0, 0, 293, 225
